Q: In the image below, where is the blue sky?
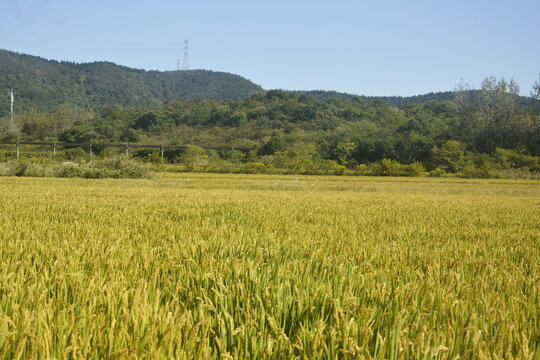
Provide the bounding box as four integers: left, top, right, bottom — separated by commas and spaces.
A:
1, 0, 539, 96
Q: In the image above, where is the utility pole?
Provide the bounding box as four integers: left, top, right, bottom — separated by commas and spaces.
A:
9, 89, 15, 133
9, 89, 20, 157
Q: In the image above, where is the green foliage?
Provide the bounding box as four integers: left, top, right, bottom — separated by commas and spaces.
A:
220, 150, 245, 163
179, 145, 208, 171
334, 141, 357, 165
431, 140, 466, 173
0, 160, 50, 177
0, 50, 263, 117
491, 147, 540, 171
363, 159, 426, 177
267, 144, 345, 175
258, 137, 287, 156
90, 156, 150, 178
54, 161, 83, 178
63, 147, 87, 161
429, 168, 447, 177
0, 157, 150, 179
146, 151, 165, 164
1, 58, 539, 178
132, 149, 165, 164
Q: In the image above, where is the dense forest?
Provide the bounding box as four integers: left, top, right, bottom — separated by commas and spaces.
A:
3, 50, 535, 115
1, 50, 539, 177
1, 75, 539, 178
0, 50, 263, 115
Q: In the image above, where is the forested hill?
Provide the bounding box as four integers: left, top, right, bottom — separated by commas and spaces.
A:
0, 50, 263, 115
1, 50, 535, 116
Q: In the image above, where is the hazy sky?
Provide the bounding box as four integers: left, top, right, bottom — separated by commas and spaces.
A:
1, 0, 539, 96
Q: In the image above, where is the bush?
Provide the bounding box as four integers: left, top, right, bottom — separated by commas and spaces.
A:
461, 164, 502, 179
0, 156, 151, 179
54, 162, 82, 178
145, 151, 164, 164
491, 148, 540, 171
429, 168, 446, 177
258, 137, 287, 156
354, 160, 426, 177
402, 161, 426, 176
179, 145, 208, 171
242, 162, 274, 174
81, 167, 108, 179
133, 149, 165, 164
88, 156, 150, 179
64, 147, 87, 161
370, 159, 419, 176
431, 141, 466, 173
220, 150, 245, 163
0, 161, 48, 177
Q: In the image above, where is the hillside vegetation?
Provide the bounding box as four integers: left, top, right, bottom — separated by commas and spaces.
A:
2, 50, 535, 116
1, 51, 539, 178
302, 89, 535, 108
3, 83, 539, 178
0, 50, 263, 115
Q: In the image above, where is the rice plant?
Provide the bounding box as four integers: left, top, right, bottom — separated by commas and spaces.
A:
0, 174, 538, 359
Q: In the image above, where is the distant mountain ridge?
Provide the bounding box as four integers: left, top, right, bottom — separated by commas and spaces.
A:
0, 50, 263, 116
1, 50, 534, 116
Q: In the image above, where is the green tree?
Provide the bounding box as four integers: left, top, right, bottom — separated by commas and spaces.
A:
452, 80, 474, 144
531, 73, 540, 102
477, 77, 521, 152
180, 145, 208, 171
431, 140, 466, 173
334, 141, 357, 166
228, 111, 247, 126
258, 137, 287, 156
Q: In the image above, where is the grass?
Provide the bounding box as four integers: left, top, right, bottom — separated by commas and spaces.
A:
0, 174, 538, 359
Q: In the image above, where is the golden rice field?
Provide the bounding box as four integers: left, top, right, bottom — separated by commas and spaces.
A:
0, 174, 538, 359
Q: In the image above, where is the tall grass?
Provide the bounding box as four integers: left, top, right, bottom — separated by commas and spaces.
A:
0, 174, 538, 358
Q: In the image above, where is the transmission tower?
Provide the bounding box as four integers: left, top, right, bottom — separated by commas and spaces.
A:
182, 39, 189, 70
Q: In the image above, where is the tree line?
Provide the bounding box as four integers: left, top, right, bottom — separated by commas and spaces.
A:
1, 75, 539, 178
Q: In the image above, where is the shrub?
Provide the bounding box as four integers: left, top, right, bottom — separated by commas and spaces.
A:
64, 147, 87, 161
146, 151, 165, 164
7, 161, 46, 177
371, 159, 404, 176
88, 156, 150, 179
242, 162, 273, 174
258, 137, 287, 156
403, 161, 426, 176
81, 167, 108, 179
431, 140, 466, 172
220, 150, 245, 163
461, 164, 501, 179
429, 168, 446, 177
54, 162, 82, 178
179, 145, 208, 171
491, 148, 540, 171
